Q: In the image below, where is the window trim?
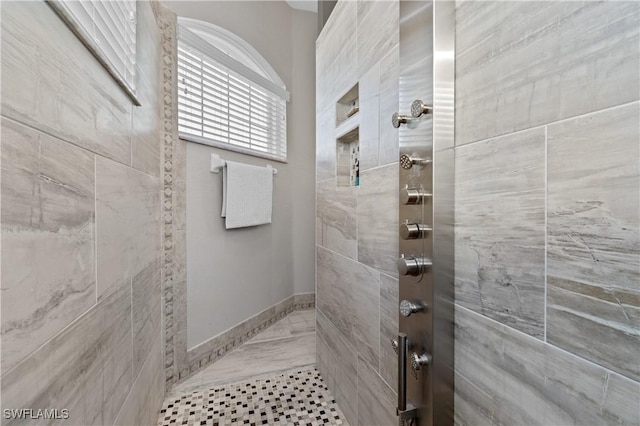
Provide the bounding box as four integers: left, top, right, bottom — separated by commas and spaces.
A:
46, 0, 141, 106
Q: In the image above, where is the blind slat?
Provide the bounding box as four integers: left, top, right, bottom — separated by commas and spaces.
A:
177, 34, 287, 161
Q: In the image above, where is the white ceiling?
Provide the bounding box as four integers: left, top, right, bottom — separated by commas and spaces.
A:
285, 0, 318, 13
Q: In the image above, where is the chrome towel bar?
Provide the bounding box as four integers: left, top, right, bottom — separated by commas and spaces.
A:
210, 153, 277, 175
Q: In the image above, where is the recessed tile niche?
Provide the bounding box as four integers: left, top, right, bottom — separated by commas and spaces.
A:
336, 84, 359, 187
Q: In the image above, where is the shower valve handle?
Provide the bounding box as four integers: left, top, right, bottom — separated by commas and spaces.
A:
411, 352, 432, 372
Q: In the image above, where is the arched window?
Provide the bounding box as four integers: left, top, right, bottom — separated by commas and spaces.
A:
177, 18, 289, 161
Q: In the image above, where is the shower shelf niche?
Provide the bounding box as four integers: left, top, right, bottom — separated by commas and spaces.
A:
335, 83, 360, 188
335, 83, 359, 126
336, 125, 359, 188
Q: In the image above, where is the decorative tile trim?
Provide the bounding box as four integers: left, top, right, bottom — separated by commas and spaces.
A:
177, 294, 315, 385
159, 6, 183, 390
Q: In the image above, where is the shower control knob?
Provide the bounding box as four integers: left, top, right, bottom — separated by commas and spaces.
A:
410, 352, 432, 372
399, 300, 425, 317
400, 223, 431, 240
411, 99, 433, 118
397, 255, 432, 276
391, 112, 411, 128
400, 187, 432, 205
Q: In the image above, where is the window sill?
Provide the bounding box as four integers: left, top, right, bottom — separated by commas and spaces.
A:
179, 133, 288, 164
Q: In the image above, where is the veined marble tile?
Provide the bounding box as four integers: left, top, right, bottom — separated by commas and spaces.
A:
357, 164, 399, 277
317, 308, 358, 426
1, 118, 96, 372
359, 61, 379, 102
454, 305, 640, 426
357, 355, 396, 426
316, 0, 357, 112
132, 257, 162, 377
317, 246, 380, 369
1, 284, 132, 426
317, 105, 336, 182
114, 334, 164, 426
378, 47, 400, 167
547, 102, 640, 381
359, 95, 380, 172
454, 305, 506, 426
183, 334, 315, 390
455, 128, 546, 338
96, 155, 161, 299
0, 1, 132, 165
379, 274, 398, 390
357, 0, 399, 80
316, 180, 357, 260
455, 1, 640, 145
131, 1, 161, 177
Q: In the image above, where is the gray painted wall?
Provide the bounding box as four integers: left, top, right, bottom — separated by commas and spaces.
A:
454, 1, 639, 424
1, 1, 165, 424
163, 1, 317, 349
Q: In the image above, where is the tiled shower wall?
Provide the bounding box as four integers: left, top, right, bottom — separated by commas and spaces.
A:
318, 1, 639, 425
454, 1, 640, 424
1, 1, 165, 424
316, 1, 400, 425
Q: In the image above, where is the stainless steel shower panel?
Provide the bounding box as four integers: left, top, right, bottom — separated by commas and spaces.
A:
396, 1, 455, 425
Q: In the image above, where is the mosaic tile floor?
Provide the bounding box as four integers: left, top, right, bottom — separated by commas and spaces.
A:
158, 368, 349, 426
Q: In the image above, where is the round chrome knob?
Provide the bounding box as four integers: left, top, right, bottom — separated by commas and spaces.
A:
399, 300, 424, 317
411, 100, 432, 118
397, 255, 432, 276
400, 187, 431, 205
410, 352, 432, 371
391, 338, 399, 354
400, 223, 431, 240
391, 112, 411, 128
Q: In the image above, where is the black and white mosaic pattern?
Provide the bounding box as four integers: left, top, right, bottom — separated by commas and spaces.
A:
159, 368, 348, 426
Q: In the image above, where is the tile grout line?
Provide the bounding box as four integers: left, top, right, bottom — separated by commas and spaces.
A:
95, 155, 98, 305
454, 99, 640, 150
544, 125, 548, 343
455, 303, 640, 385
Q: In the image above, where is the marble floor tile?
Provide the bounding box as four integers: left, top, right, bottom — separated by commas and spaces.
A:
159, 369, 348, 426
171, 309, 316, 395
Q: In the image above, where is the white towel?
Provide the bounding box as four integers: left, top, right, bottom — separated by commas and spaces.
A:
221, 161, 273, 229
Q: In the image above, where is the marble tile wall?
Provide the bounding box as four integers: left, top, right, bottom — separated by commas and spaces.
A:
1, 1, 165, 424
454, 1, 640, 424
316, 2, 400, 425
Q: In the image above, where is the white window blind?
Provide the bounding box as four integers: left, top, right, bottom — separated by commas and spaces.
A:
48, 0, 137, 100
177, 26, 288, 162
